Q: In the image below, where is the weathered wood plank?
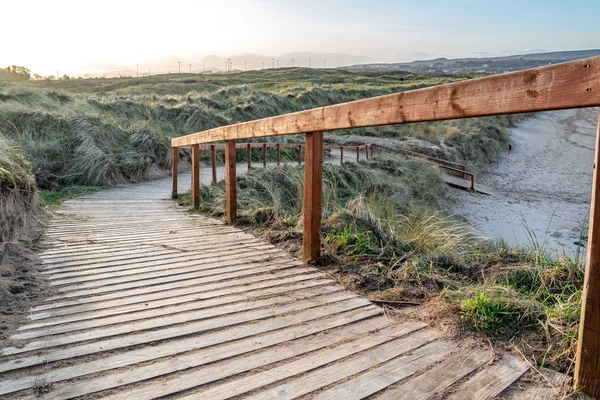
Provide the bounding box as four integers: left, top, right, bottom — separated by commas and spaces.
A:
447, 355, 529, 400
200, 331, 445, 400
377, 348, 489, 400
171, 57, 600, 146
575, 110, 600, 397
0, 308, 385, 397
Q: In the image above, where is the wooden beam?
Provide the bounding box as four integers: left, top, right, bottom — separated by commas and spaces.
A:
575, 110, 600, 397
247, 143, 251, 170
171, 147, 178, 199
225, 140, 237, 223
277, 143, 281, 166
302, 131, 324, 262
191, 144, 200, 209
211, 144, 217, 184
171, 56, 600, 146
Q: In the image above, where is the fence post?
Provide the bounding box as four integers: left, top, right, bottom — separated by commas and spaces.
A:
263, 143, 267, 167
340, 146, 344, 164
211, 144, 217, 184
277, 143, 281, 166
356, 146, 360, 162
370, 144, 374, 158
365, 145, 369, 160
171, 147, 178, 199
302, 131, 324, 263
247, 143, 251, 170
298, 145, 302, 164
575, 111, 600, 397
191, 144, 200, 209
225, 140, 237, 223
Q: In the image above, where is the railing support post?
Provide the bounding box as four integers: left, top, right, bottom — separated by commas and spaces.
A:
225, 140, 237, 223
365, 145, 369, 160
340, 146, 344, 164
298, 145, 302, 165
247, 143, 251, 170
191, 144, 200, 209
211, 144, 217, 184
370, 144, 374, 158
263, 143, 267, 167
276, 143, 281, 166
171, 147, 178, 199
356, 146, 360, 162
575, 110, 600, 397
302, 131, 324, 263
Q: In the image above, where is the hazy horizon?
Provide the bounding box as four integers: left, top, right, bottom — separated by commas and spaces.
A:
3, 0, 599, 76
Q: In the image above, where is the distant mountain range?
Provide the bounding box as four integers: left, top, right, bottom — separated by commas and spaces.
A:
341, 49, 600, 74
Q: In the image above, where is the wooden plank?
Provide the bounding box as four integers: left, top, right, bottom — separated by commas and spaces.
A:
171, 57, 600, 146
5, 287, 343, 354
191, 329, 443, 400
14, 279, 333, 339
191, 143, 200, 208
576, 109, 600, 398
0, 308, 386, 397
29, 265, 313, 321
302, 131, 324, 262
225, 139, 237, 223
0, 295, 369, 372
171, 147, 178, 198
306, 340, 454, 400
108, 322, 428, 400
22, 272, 325, 330
377, 348, 490, 400
447, 355, 528, 400
211, 144, 217, 183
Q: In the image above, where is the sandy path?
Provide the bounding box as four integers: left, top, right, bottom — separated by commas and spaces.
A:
454, 108, 599, 257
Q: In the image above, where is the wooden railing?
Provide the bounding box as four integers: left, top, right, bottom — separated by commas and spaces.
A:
171, 56, 600, 396
174, 142, 474, 190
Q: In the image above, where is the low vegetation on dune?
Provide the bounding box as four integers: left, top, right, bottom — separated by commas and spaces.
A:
0, 69, 522, 193
179, 155, 583, 376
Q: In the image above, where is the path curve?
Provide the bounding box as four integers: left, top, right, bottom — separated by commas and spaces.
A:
0, 176, 539, 399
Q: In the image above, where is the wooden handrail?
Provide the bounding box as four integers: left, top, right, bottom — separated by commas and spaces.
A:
170, 56, 600, 396
172, 56, 600, 147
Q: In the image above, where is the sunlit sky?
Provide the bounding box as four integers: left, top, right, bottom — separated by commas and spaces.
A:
2, 0, 599, 75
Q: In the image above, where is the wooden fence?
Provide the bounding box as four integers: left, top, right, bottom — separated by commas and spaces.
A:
171, 56, 600, 396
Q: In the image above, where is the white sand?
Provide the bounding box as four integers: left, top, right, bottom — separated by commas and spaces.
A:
453, 108, 599, 257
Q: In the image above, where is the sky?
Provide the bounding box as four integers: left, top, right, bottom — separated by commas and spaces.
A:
2, 0, 599, 75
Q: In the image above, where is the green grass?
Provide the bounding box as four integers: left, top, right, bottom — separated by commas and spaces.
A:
39, 186, 108, 206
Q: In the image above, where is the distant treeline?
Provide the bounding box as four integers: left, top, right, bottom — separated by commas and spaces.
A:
0, 66, 31, 81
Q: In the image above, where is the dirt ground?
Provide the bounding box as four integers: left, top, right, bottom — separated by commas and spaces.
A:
454, 108, 599, 258
0, 218, 57, 349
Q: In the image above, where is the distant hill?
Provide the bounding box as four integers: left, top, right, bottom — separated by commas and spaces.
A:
341, 49, 600, 74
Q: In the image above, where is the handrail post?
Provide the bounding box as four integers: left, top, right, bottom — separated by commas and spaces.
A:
210, 144, 217, 184
340, 146, 344, 164
370, 143, 374, 158
225, 140, 237, 223
471, 174, 475, 192
356, 146, 360, 162
263, 143, 267, 167
277, 143, 281, 166
365, 145, 369, 160
191, 144, 200, 209
302, 131, 324, 262
298, 145, 302, 164
247, 143, 251, 170
575, 110, 600, 397
171, 147, 178, 199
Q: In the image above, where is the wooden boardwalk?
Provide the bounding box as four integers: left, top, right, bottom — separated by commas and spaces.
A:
0, 176, 551, 399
